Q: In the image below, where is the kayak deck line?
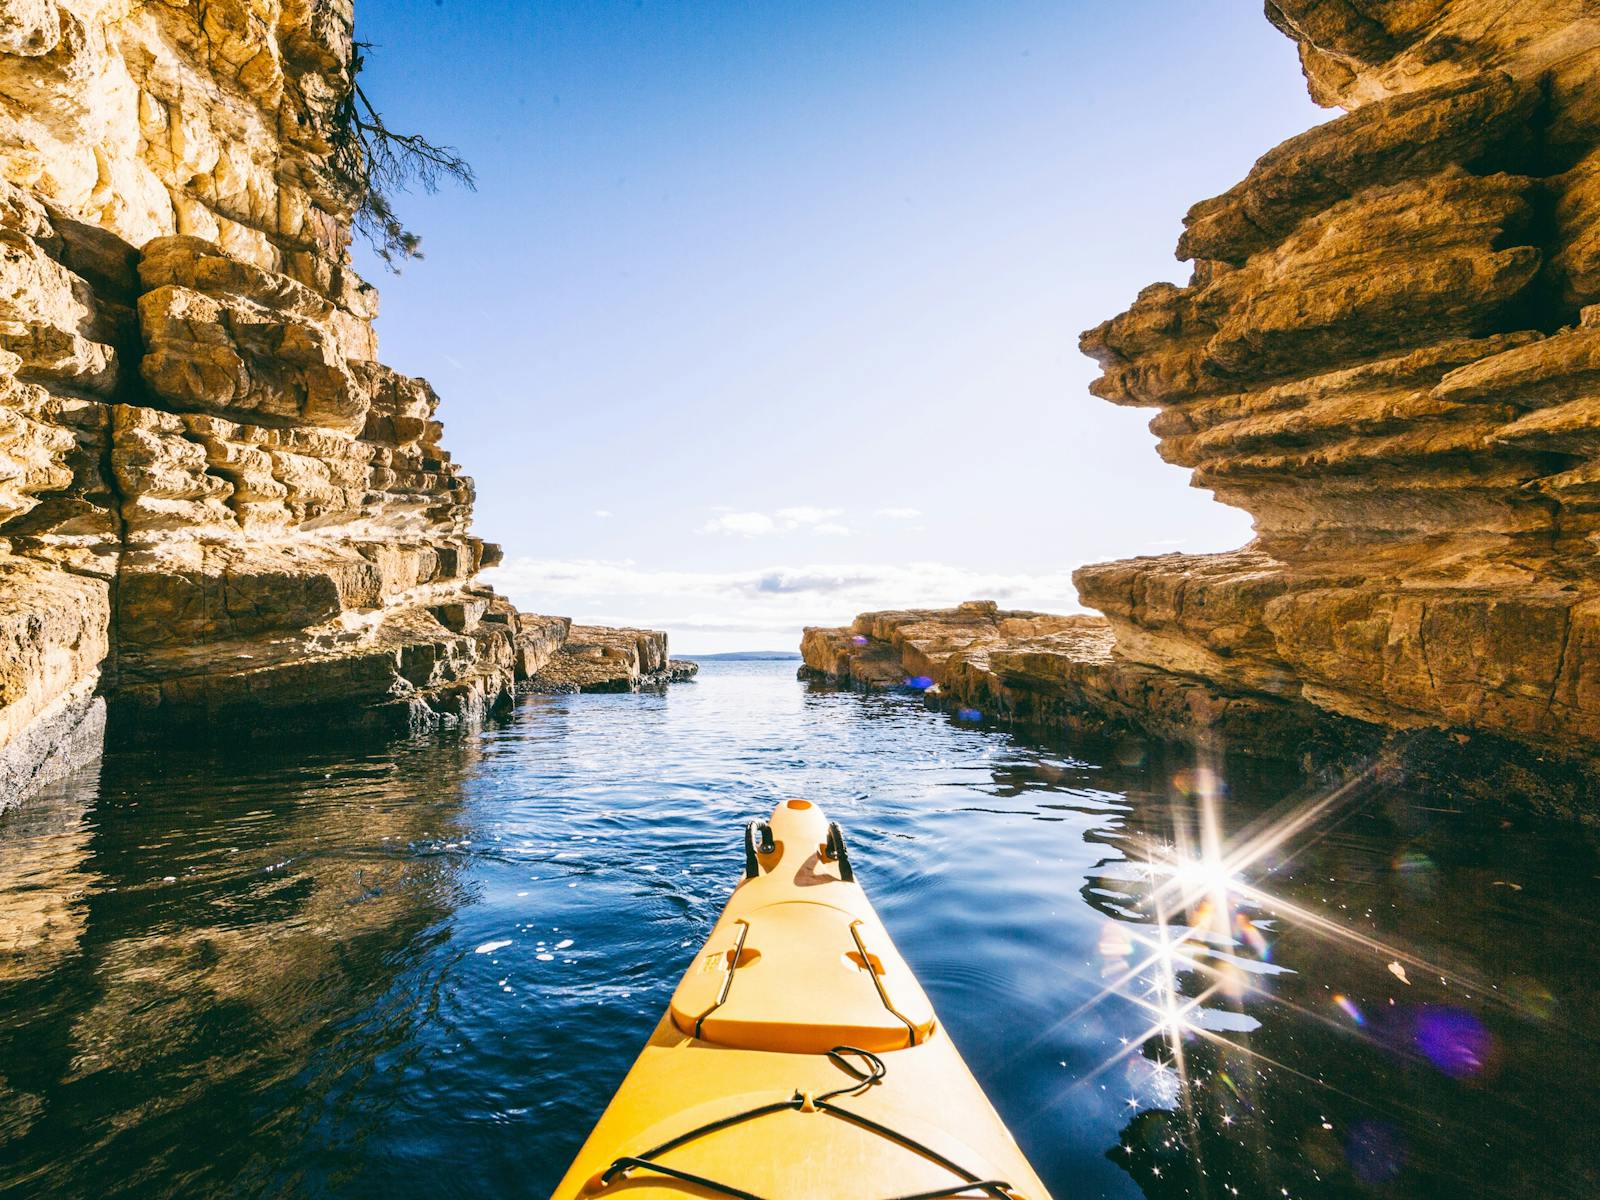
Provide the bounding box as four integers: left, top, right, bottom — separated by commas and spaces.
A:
551, 800, 1054, 1199
593, 1057, 1023, 1200
689, 918, 752, 1040
847, 921, 923, 1046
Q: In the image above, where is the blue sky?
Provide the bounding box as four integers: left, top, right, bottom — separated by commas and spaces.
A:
354, 1, 1325, 652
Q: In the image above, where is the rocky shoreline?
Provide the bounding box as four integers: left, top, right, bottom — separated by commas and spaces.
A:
801, 601, 1600, 820
0, 3, 692, 811
807, 4, 1600, 822
800, 601, 1350, 750
1063, 4, 1600, 817
517, 624, 698, 694
4, 0, 1598, 824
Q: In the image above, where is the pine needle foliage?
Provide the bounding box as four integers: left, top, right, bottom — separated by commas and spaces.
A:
328, 40, 476, 269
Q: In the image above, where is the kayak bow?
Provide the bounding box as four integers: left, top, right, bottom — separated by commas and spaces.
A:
551, 799, 1052, 1199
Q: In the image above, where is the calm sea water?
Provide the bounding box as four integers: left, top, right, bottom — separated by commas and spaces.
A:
1, 660, 1596, 1199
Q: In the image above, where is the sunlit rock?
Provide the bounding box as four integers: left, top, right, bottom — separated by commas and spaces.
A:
0, 2, 689, 809
800, 600, 1320, 751
527, 625, 693, 693
1076, 1, 1600, 809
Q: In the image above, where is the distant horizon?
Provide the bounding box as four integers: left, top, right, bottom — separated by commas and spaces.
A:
677, 649, 803, 660
357, 0, 1326, 653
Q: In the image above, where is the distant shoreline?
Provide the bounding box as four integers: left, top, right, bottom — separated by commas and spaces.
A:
678, 651, 802, 661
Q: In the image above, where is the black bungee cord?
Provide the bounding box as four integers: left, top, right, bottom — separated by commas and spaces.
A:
586, 1045, 1023, 1200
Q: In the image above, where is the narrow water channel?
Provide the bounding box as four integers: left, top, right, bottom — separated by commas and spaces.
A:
1, 660, 1595, 1198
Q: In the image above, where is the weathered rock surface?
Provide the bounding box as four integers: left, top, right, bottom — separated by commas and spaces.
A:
0, 554, 106, 797
800, 600, 1325, 750
0, 3, 683, 810
512, 613, 572, 680
525, 625, 697, 693
800, 600, 1600, 815
0, 0, 361, 293
1067, 2, 1600, 812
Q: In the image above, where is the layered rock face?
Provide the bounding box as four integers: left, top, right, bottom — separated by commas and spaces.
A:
0, 2, 679, 807
1076, 2, 1600, 786
525, 625, 698, 693
800, 601, 1319, 748
105, 232, 520, 734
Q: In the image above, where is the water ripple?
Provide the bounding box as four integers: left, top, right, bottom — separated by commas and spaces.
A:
0, 662, 1595, 1199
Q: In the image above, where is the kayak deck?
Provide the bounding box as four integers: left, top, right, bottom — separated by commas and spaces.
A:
550, 800, 1051, 1199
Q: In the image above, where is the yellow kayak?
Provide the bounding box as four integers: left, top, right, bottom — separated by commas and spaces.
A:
551, 799, 1052, 1199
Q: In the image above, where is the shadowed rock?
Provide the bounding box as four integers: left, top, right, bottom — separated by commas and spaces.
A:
0, 3, 687, 808
1072, 2, 1600, 814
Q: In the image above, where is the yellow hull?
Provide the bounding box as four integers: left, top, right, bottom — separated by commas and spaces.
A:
550, 800, 1052, 1199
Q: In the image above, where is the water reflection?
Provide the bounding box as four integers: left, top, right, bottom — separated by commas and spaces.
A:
0, 734, 486, 1198
0, 766, 101, 985
0, 663, 1595, 1199
1088, 754, 1600, 1199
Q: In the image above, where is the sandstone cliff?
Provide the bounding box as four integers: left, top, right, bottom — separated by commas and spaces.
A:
0, 2, 678, 809
808, 4, 1600, 814
800, 601, 1327, 751
1073, 2, 1600, 802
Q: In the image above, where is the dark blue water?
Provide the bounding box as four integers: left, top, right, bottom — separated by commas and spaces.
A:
1, 660, 1596, 1198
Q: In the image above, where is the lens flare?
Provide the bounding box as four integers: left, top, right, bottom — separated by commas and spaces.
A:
1171, 767, 1225, 799
1393, 848, 1438, 897
1125, 1054, 1182, 1109
1099, 921, 1133, 960
1331, 993, 1365, 1027
1506, 975, 1555, 1022
906, 675, 934, 691
1047, 756, 1515, 1192
1345, 1119, 1406, 1184
955, 706, 983, 722
1414, 1006, 1495, 1079
1234, 913, 1270, 961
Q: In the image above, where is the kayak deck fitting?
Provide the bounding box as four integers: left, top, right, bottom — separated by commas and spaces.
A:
551, 799, 1052, 1199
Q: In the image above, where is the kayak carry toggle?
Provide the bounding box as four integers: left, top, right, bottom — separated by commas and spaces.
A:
551, 800, 1053, 1198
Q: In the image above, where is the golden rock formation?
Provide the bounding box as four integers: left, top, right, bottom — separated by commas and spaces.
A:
807, 4, 1600, 813
1077, 2, 1600, 780
525, 625, 698, 693
0, 2, 679, 808
800, 601, 1318, 749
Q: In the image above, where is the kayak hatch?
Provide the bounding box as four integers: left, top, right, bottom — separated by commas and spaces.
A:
549, 799, 1053, 1199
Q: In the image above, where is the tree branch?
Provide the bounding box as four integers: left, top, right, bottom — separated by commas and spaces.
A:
328, 40, 476, 270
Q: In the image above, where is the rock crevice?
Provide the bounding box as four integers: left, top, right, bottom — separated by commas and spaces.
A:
1069, 0, 1600, 809
805, 3, 1600, 817
0, 2, 683, 809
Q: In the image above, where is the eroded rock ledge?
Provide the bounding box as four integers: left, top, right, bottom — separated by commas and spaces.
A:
1071, 2, 1600, 815
800, 601, 1344, 753
520, 624, 698, 694
801, 601, 1599, 818
0, 2, 683, 810
819, 5, 1600, 814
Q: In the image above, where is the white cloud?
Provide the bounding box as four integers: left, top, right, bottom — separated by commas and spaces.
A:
875, 507, 922, 520
482, 556, 1086, 653
701, 505, 853, 537
775, 505, 843, 526
593, 509, 613, 519
701, 511, 777, 536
